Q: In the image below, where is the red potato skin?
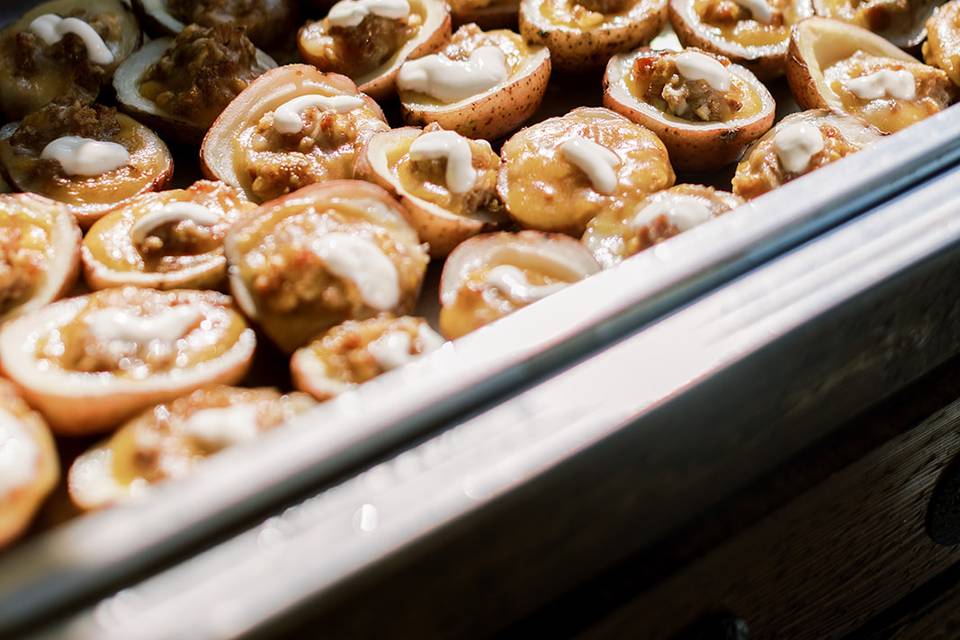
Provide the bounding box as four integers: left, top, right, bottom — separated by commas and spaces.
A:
297, 3, 452, 101
72, 161, 175, 229
668, 0, 815, 80
401, 54, 552, 141
785, 24, 835, 110
0, 194, 81, 322
4, 356, 252, 436
603, 51, 776, 172
520, 0, 667, 72
131, 0, 299, 50
357, 14, 453, 101
225, 180, 427, 352
0, 290, 256, 436
0, 381, 58, 549
200, 65, 386, 189
353, 129, 500, 257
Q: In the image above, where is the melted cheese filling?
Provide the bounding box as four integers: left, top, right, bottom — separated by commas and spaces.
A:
272, 94, 365, 134
367, 324, 443, 370
84, 305, 202, 346
181, 404, 261, 449
40, 136, 130, 177
29, 14, 114, 65
846, 69, 916, 101
560, 136, 621, 195
731, 0, 774, 23
773, 121, 824, 174
674, 51, 732, 92
327, 0, 411, 27
0, 409, 38, 496
397, 46, 509, 103
408, 131, 477, 194
130, 203, 220, 245
631, 196, 713, 232
483, 265, 568, 303
310, 233, 400, 310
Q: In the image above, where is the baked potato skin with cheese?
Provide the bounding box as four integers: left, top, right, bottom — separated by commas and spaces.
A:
0, 380, 59, 549
519, 0, 668, 72
603, 48, 776, 171
354, 126, 505, 257
399, 49, 552, 141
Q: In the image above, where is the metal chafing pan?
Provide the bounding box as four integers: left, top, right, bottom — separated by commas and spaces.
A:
33, 158, 960, 640
4, 0, 960, 635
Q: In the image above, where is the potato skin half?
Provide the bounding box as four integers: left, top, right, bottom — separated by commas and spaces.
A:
354, 128, 501, 257
400, 49, 552, 141
669, 0, 814, 80
519, 0, 668, 72
603, 49, 776, 172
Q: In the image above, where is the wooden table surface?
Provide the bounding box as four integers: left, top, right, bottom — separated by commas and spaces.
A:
497, 354, 960, 639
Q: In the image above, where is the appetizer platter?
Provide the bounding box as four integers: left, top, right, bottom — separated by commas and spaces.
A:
3, 0, 960, 634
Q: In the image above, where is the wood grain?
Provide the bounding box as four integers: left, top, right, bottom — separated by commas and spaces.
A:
584, 400, 960, 640
854, 560, 960, 640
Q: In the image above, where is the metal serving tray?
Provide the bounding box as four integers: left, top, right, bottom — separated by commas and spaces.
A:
2, 110, 959, 635
4, 0, 960, 634
35, 160, 960, 640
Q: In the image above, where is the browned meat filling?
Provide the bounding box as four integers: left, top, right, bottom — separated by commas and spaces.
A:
0, 9, 122, 100
137, 221, 221, 272
0, 227, 43, 316
245, 106, 384, 201
313, 15, 418, 78
168, 0, 271, 29
139, 24, 262, 126
411, 155, 501, 215
9, 101, 121, 153
127, 388, 309, 482
166, 0, 293, 48
58, 308, 201, 374
637, 54, 743, 121
701, 0, 785, 25
732, 125, 859, 199
252, 244, 354, 315
576, 0, 632, 13
406, 128, 502, 217
309, 315, 433, 384
8, 102, 123, 180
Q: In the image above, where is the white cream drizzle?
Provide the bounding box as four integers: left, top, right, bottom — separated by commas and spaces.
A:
181, 404, 261, 449
397, 46, 509, 103
731, 0, 774, 23
327, 0, 410, 28
367, 324, 444, 370
630, 195, 713, 232
409, 130, 477, 194
130, 203, 221, 245
40, 136, 129, 178
674, 51, 732, 92
560, 136, 621, 195
0, 409, 38, 496
846, 69, 916, 101
310, 233, 400, 310
29, 14, 114, 65
272, 94, 365, 134
773, 121, 825, 174
84, 305, 203, 345
484, 265, 568, 304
